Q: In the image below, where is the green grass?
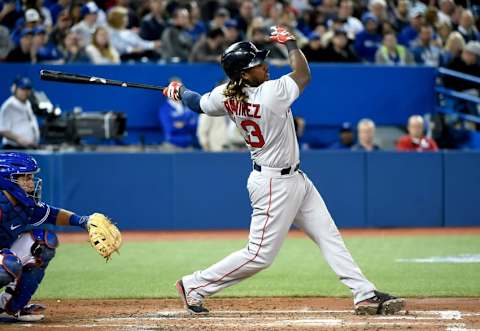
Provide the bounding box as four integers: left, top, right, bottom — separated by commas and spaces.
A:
35, 235, 480, 299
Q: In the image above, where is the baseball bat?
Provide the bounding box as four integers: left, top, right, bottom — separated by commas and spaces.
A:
40, 70, 166, 92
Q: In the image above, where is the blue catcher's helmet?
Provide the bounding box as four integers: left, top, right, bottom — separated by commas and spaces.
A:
0, 152, 42, 203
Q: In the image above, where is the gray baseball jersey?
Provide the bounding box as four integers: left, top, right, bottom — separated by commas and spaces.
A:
181, 74, 376, 306
200, 75, 300, 168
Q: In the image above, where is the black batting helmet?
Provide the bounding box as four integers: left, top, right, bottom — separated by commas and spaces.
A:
221, 41, 270, 80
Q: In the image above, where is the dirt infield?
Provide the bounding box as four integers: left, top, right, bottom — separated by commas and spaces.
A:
1, 298, 479, 330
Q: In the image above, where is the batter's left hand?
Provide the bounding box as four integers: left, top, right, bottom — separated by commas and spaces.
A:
163, 81, 183, 102
270, 26, 296, 44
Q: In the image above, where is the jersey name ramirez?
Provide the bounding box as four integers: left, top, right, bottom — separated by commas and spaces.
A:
224, 100, 261, 119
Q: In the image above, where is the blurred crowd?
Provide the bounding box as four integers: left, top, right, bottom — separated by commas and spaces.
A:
0, 0, 479, 66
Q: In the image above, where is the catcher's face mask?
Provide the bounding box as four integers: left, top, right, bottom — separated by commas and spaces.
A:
11, 171, 42, 203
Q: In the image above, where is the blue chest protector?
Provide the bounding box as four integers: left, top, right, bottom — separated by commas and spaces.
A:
0, 192, 59, 249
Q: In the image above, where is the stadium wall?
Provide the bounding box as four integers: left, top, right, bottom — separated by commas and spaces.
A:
32, 151, 480, 229
0, 63, 436, 130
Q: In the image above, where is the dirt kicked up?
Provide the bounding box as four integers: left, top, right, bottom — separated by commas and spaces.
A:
0, 298, 479, 330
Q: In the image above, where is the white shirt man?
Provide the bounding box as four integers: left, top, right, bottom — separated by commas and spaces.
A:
0, 78, 40, 148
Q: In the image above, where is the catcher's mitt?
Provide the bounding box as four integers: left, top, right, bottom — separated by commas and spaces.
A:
87, 213, 121, 261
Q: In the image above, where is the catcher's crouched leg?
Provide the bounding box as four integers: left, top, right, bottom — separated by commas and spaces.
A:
0, 230, 58, 320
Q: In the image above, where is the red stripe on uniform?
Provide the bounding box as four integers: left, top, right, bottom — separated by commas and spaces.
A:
187, 178, 273, 297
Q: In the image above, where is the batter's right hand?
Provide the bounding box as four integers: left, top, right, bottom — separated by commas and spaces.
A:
163, 81, 183, 102
269, 26, 296, 44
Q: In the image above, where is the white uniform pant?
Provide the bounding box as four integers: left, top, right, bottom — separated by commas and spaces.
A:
183, 170, 376, 304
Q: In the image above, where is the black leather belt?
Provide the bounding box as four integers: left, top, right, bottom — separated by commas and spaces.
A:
253, 163, 300, 175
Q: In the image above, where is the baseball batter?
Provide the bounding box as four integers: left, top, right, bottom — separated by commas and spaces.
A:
163, 26, 405, 316
0, 152, 119, 322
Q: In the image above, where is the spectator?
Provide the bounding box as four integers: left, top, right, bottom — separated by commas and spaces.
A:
398, 8, 425, 48
61, 31, 89, 63
11, 8, 42, 46
32, 25, 63, 63
223, 19, 243, 46
315, 0, 338, 22
444, 41, 480, 93
139, 0, 166, 41
397, 115, 438, 151
0, 0, 23, 30
329, 122, 355, 149
375, 32, 414, 65
189, 27, 224, 62
424, 6, 439, 28
36, 0, 53, 29
69, 2, 84, 25
107, 6, 160, 62
411, 25, 441, 66
158, 83, 198, 149
382, 21, 396, 36
337, 0, 363, 40
0, 77, 40, 149
49, 0, 70, 24
436, 21, 452, 46
48, 9, 72, 48
368, 0, 387, 23
319, 29, 358, 62
457, 10, 480, 43
354, 13, 382, 62
302, 32, 324, 62
440, 31, 465, 66
116, 0, 140, 29
409, 0, 427, 14
352, 118, 380, 151
161, 7, 193, 62
263, 2, 284, 28
186, 1, 207, 43
196, 114, 228, 151
24, 8, 42, 29
392, 0, 410, 32
0, 25, 12, 60
437, 0, 455, 26
209, 7, 230, 30
71, 2, 100, 47
86, 26, 120, 64
5, 28, 34, 62
235, 0, 255, 34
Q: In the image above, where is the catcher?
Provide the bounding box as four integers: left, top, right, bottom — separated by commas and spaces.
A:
0, 152, 121, 322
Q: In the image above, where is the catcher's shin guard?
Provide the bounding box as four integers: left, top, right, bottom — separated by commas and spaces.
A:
0, 249, 22, 288
3, 263, 47, 314
1, 230, 57, 314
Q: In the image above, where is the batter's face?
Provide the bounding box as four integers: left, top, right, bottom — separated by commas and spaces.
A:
14, 173, 35, 194
242, 63, 269, 86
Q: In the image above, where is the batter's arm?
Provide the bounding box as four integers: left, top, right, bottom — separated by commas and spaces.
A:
270, 26, 311, 92
285, 40, 311, 93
